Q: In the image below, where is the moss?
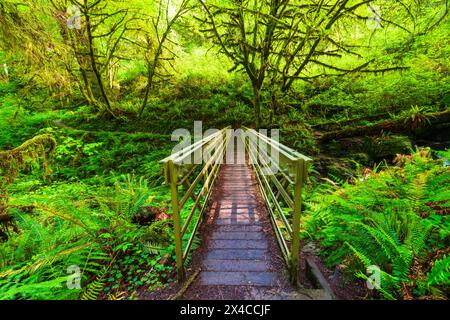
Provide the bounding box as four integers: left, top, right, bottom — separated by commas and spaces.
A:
363, 134, 412, 160
0, 134, 56, 185
280, 123, 319, 156
326, 158, 356, 180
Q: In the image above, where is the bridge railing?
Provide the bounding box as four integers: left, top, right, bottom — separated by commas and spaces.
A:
241, 128, 312, 284
161, 128, 230, 281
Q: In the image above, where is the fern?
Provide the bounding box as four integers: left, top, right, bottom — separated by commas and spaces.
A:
407, 171, 429, 211
113, 174, 153, 219
0, 244, 89, 278
327, 173, 346, 186
357, 221, 412, 275
80, 266, 108, 300
355, 270, 398, 300
346, 242, 372, 267
143, 242, 164, 255
427, 255, 450, 286
107, 291, 127, 300
406, 220, 429, 256
0, 276, 75, 300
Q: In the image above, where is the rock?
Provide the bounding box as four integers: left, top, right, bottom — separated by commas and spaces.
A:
302, 242, 318, 254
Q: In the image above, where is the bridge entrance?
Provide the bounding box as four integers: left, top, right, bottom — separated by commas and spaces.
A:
161, 128, 311, 286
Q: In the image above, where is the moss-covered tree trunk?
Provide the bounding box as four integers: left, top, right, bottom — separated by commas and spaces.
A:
253, 86, 262, 129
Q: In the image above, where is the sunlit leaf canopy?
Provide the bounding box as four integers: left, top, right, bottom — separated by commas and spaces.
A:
1, 0, 447, 93
199, 0, 447, 79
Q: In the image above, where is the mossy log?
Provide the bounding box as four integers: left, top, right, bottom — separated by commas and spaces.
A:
0, 134, 57, 184
319, 109, 450, 142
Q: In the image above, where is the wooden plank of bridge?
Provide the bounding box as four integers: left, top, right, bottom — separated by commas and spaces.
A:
172, 153, 308, 302
198, 163, 279, 287
177, 139, 319, 300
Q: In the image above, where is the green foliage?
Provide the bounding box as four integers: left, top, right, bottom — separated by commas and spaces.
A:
0, 171, 174, 300
392, 105, 436, 130
80, 265, 108, 300
304, 149, 450, 299
427, 255, 450, 286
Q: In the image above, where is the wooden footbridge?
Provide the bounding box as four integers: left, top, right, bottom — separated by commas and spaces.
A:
161, 128, 311, 295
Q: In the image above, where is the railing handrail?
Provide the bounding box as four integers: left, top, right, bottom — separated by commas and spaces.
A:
240, 127, 312, 285
160, 129, 225, 165
243, 127, 312, 162
161, 127, 229, 281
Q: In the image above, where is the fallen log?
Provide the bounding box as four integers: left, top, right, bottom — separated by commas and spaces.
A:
319, 109, 450, 142
0, 134, 56, 184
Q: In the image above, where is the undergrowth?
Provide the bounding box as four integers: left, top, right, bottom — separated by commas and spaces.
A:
304, 149, 450, 300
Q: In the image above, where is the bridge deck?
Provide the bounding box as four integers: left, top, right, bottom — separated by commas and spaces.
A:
182, 161, 310, 299
200, 163, 278, 287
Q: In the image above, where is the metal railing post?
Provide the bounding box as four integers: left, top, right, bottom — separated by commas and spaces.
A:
290, 158, 305, 285
168, 160, 185, 282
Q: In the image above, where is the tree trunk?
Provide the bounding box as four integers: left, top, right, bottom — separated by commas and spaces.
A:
139, 61, 156, 118
79, 68, 96, 106
139, 26, 170, 119
83, 3, 114, 115
253, 86, 261, 129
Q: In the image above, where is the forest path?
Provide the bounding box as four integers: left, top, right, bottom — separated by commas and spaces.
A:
180, 160, 314, 299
